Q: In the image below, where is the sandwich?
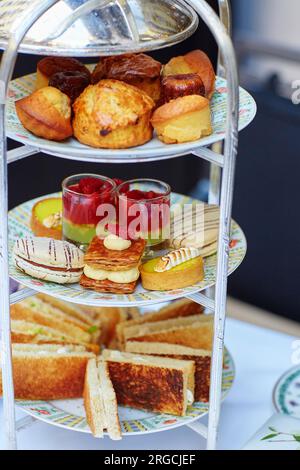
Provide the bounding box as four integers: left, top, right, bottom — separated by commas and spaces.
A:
125, 341, 211, 402
80, 235, 146, 294
10, 319, 100, 354
79, 304, 141, 347
83, 358, 121, 440
116, 298, 203, 348
102, 350, 195, 416
11, 296, 100, 345
122, 314, 214, 350
0, 344, 94, 400
36, 294, 102, 344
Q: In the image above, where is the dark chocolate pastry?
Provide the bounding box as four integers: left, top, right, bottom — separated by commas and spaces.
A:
49, 71, 90, 102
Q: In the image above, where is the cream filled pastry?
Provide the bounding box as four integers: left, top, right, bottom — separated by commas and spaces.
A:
83, 265, 140, 284
13, 237, 84, 284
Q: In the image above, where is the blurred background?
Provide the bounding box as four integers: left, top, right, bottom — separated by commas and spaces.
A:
5, 0, 300, 328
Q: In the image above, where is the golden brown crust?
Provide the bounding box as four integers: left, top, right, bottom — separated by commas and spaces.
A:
0, 354, 92, 400
161, 73, 205, 104
73, 79, 155, 149
84, 236, 146, 271
163, 50, 215, 99
151, 95, 209, 125
37, 56, 90, 88
140, 256, 204, 291
184, 50, 215, 99
106, 360, 186, 416
16, 87, 73, 141
91, 54, 162, 102
116, 299, 203, 347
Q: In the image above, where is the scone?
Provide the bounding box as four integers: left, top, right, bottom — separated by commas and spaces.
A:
91, 53, 162, 102
151, 95, 212, 144
140, 248, 204, 291
163, 50, 215, 99
36, 56, 91, 89
15, 86, 73, 141
73, 79, 155, 149
31, 197, 62, 239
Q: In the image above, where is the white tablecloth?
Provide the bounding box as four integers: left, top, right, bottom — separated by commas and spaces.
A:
0, 318, 297, 450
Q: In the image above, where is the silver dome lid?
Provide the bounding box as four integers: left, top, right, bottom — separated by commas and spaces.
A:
0, 0, 198, 56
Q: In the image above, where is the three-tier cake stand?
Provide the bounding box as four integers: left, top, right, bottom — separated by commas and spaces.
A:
0, 0, 254, 450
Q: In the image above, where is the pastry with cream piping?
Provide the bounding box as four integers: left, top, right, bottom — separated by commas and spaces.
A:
13, 237, 84, 284
140, 247, 204, 291
80, 235, 146, 294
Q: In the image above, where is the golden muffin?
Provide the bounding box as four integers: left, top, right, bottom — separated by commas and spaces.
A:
15, 86, 73, 141
73, 79, 155, 149
151, 95, 212, 144
91, 54, 162, 102
163, 50, 215, 99
36, 56, 91, 90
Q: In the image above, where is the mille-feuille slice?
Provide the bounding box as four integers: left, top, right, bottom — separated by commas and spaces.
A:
102, 350, 195, 416
123, 314, 214, 350
80, 236, 146, 294
0, 344, 94, 400
83, 358, 121, 440
116, 298, 204, 349
126, 341, 211, 402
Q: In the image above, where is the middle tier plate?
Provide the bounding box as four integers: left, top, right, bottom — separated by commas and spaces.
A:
6, 74, 256, 163
8, 192, 247, 307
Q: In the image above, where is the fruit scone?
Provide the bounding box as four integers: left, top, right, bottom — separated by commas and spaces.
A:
80, 234, 146, 294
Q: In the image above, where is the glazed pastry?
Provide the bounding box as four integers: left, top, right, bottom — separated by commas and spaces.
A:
80, 235, 146, 294
163, 50, 215, 99
49, 71, 90, 103
73, 80, 155, 149
161, 73, 205, 104
151, 95, 212, 144
91, 53, 162, 102
140, 248, 204, 291
31, 197, 62, 240
15, 86, 73, 141
36, 56, 90, 89
13, 237, 84, 284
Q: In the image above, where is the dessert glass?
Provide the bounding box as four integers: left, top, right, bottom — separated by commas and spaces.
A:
116, 179, 171, 254
62, 174, 116, 251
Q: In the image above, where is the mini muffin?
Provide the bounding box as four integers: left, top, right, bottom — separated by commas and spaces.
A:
49, 71, 90, 103
73, 79, 155, 149
151, 95, 212, 144
163, 50, 215, 99
36, 56, 91, 89
91, 54, 162, 102
161, 73, 205, 104
15, 86, 73, 141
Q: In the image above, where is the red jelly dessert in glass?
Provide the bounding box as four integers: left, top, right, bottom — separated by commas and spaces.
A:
62, 174, 116, 250
116, 179, 171, 249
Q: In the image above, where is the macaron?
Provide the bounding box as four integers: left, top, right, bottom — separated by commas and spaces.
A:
13, 237, 84, 284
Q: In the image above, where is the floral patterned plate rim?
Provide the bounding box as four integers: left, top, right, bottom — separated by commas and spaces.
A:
16, 348, 234, 436
273, 365, 300, 418
6, 73, 257, 162
8, 192, 247, 307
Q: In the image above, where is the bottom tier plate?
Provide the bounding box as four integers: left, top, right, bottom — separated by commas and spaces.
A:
16, 349, 234, 436
8, 192, 247, 307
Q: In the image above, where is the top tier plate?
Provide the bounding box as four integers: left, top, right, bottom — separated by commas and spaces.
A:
0, 0, 198, 56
